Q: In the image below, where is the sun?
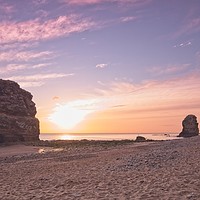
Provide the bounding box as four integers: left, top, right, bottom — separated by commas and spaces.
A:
48, 100, 97, 130
48, 106, 91, 130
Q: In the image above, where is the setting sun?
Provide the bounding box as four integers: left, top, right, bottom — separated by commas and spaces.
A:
48, 100, 99, 130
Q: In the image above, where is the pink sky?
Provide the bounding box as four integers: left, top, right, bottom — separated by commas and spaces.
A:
0, 0, 200, 133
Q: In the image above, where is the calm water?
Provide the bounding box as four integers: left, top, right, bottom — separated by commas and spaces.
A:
40, 133, 179, 141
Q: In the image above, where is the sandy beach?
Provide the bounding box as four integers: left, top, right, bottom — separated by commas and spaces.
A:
0, 137, 200, 200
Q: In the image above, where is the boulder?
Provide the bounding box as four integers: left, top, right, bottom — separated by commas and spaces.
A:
135, 136, 146, 142
0, 79, 40, 143
178, 115, 199, 138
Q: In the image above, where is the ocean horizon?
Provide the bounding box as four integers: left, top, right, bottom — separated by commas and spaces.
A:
39, 132, 179, 141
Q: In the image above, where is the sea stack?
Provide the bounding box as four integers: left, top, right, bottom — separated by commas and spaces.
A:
0, 79, 40, 143
178, 115, 199, 137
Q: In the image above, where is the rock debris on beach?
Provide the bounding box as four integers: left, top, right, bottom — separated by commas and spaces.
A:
0, 137, 200, 199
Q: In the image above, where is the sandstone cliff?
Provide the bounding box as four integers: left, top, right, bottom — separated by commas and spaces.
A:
0, 79, 40, 142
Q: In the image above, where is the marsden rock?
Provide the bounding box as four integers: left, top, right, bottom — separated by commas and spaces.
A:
178, 115, 199, 138
0, 79, 40, 143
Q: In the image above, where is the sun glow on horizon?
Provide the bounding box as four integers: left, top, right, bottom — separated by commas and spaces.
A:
48, 99, 100, 130
59, 135, 75, 140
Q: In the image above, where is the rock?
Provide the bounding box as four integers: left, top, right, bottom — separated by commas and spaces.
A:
178, 115, 199, 138
135, 136, 146, 142
0, 79, 40, 143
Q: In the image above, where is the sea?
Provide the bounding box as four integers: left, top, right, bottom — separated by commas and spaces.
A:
40, 133, 180, 141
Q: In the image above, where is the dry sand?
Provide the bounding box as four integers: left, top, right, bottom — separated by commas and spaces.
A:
0, 137, 200, 200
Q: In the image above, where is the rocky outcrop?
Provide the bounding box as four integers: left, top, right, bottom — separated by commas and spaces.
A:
135, 136, 146, 142
178, 115, 199, 138
0, 79, 40, 143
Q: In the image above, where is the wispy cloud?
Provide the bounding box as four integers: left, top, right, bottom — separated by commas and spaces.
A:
32, 0, 48, 6
0, 50, 53, 62
7, 73, 73, 82
47, 70, 200, 132
5, 73, 74, 88
120, 16, 137, 22
35, 9, 49, 18
43, 71, 200, 132
0, 64, 27, 74
0, 15, 94, 44
97, 80, 106, 86
95, 79, 154, 97
0, 42, 39, 51
66, 0, 100, 5
173, 17, 200, 38
173, 41, 192, 48
65, 0, 151, 6
120, 102, 200, 115
0, 63, 51, 74
0, 3, 15, 14
147, 64, 191, 76
109, 81, 139, 94
96, 63, 108, 68
19, 81, 45, 88
32, 63, 52, 69
52, 96, 60, 100
91, 71, 200, 118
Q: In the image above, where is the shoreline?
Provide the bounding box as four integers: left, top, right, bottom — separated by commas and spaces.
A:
1, 136, 199, 199
0, 138, 155, 157
39, 132, 179, 141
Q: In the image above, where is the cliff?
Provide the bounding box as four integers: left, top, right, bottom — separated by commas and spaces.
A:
0, 79, 40, 142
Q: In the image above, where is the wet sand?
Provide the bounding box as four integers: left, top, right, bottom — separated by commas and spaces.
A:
0, 145, 47, 157
0, 137, 200, 199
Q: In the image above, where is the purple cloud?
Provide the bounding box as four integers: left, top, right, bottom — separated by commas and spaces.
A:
0, 15, 94, 44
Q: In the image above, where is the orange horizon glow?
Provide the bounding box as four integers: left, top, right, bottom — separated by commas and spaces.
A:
37, 73, 200, 134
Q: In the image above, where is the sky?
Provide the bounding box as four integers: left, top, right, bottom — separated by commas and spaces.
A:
0, 0, 200, 134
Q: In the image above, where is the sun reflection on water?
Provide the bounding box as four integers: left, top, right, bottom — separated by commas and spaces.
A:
59, 135, 75, 140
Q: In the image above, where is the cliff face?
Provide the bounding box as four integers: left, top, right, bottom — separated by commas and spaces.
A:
0, 79, 40, 143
